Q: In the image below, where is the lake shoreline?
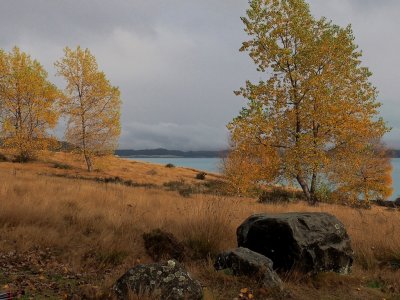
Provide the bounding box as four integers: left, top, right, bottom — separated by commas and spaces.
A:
127, 157, 400, 200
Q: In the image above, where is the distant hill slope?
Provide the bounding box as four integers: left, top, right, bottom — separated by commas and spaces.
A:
115, 148, 228, 158
1, 139, 399, 158
387, 149, 400, 158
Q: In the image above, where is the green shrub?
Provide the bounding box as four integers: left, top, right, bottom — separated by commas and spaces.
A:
258, 187, 303, 204
163, 180, 186, 191
53, 162, 73, 170
0, 153, 7, 162
315, 182, 333, 203
366, 279, 385, 289
181, 202, 232, 260
178, 187, 193, 198
146, 169, 157, 175
202, 180, 232, 196
163, 181, 194, 197
13, 154, 33, 163
165, 163, 175, 168
104, 176, 124, 184
185, 237, 215, 259
163, 179, 232, 197
142, 229, 185, 262
196, 172, 206, 180
96, 250, 128, 266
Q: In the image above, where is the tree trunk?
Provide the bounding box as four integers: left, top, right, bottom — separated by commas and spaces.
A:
309, 193, 317, 206
309, 172, 318, 205
296, 175, 317, 205
84, 153, 92, 172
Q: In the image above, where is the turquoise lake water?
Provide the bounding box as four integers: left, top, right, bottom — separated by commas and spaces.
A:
128, 157, 222, 173
128, 157, 400, 200
392, 158, 400, 199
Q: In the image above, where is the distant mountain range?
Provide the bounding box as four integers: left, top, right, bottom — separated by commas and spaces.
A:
2, 139, 399, 158
115, 148, 228, 158
387, 149, 400, 158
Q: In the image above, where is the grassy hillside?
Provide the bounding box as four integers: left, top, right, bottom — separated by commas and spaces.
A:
0, 151, 399, 299
0, 150, 222, 184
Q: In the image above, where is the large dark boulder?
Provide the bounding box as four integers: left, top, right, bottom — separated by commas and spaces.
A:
113, 260, 203, 300
214, 247, 283, 290
237, 213, 353, 274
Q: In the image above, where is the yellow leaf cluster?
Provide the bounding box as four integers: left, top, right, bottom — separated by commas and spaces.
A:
0, 47, 61, 161
330, 141, 393, 204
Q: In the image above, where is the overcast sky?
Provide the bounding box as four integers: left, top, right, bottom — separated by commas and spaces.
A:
0, 1, 399, 150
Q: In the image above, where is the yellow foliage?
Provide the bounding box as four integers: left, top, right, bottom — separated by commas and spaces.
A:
0, 47, 60, 161
330, 141, 393, 204
55, 46, 121, 171
223, 138, 280, 194
228, 0, 390, 204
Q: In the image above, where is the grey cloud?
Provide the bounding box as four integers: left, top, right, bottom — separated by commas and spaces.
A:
308, 0, 400, 147
120, 122, 228, 151
0, 1, 158, 45
0, 1, 247, 45
349, 0, 399, 10
0, 1, 399, 150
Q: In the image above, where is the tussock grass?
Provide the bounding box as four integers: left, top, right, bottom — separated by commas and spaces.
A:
0, 153, 400, 298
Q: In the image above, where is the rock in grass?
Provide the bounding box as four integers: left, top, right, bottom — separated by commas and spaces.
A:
237, 212, 353, 274
214, 247, 283, 290
142, 229, 185, 262
112, 260, 203, 300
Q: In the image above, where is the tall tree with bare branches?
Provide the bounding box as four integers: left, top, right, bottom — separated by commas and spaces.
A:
55, 46, 121, 172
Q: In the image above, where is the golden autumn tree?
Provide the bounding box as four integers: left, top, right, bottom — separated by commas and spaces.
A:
55, 46, 121, 172
0, 49, 5, 80
0, 49, 5, 127
330, 141, 393, 204
227, 0, 390, 205
0, 47, 60, 161
223, 136, 280, 195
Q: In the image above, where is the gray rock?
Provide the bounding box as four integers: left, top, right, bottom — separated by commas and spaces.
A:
237, 212, 353, 274
214, 247, 283, 290
113, 260, 203, 300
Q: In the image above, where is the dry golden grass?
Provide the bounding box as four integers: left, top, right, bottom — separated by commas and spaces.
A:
0, 150, 222, 185
0, 152, 400, 299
